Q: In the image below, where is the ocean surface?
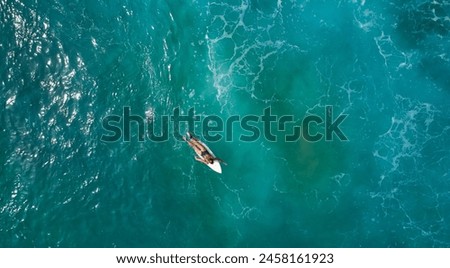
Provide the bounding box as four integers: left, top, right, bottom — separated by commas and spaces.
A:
1, 0, 450, 247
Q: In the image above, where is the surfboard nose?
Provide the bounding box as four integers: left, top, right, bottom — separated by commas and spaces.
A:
208, 161, 222, 174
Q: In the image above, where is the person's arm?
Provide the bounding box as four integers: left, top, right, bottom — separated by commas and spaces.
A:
195, 156, 208, 165
214, 157, 227, 165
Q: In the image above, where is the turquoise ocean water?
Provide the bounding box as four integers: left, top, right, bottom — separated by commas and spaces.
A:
1, 0, 450, 247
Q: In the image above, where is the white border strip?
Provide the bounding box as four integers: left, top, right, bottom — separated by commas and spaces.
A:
1, 248, 449, 267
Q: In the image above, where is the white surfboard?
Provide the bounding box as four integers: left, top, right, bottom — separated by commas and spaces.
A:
207, 159, 222, 174
189, 133, 222, 174
196, 139, 222, 174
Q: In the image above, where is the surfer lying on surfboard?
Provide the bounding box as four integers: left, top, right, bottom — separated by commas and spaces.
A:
183, 132, 226, 166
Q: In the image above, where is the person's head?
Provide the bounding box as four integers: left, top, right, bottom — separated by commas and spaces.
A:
205, 155, 214, 164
